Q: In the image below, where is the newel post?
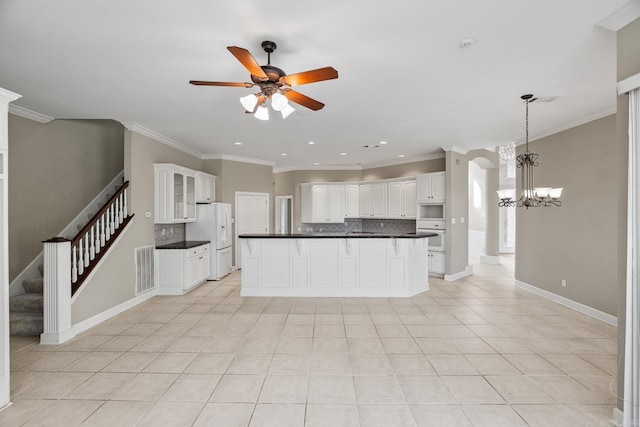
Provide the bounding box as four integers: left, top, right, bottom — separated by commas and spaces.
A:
40, 237, 75, 345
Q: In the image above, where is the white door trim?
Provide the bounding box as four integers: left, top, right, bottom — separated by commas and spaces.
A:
235, 191, 270, 269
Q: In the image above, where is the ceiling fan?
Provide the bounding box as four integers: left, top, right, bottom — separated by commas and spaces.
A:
189, 40, 338, 119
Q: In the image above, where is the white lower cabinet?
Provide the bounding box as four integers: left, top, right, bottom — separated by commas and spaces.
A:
156, 244, 210, 295
428, 251, 445, 275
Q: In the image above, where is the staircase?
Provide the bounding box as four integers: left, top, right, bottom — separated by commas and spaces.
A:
9, 265, 44, 336
9, 174, 130, 337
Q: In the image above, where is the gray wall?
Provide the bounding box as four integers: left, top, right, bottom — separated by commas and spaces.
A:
616, 16, 640, 411
72, 130, 203, 323
361, 158, 445, 181
514, 114, 618, 316
8, 116, 124, 282
468, 161, 487, 232
202, 158, 274, 265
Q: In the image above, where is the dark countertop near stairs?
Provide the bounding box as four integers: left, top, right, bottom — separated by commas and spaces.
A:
156, 240, 210, 250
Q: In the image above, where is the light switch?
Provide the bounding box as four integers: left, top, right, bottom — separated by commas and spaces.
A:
460, 217, 465, 223
451, 218, 456, 225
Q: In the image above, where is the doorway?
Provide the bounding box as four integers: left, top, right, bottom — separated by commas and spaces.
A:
275, 195, 293, 234
235, 192, 270, 269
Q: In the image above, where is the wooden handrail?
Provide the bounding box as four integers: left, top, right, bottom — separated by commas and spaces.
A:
72, 181, 129, 246
71, 214, 134, 295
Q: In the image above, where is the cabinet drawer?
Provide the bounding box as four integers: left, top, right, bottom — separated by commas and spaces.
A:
189, 244, 210, 257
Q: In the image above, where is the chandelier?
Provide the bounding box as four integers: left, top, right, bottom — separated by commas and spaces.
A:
497, 94, 563, 208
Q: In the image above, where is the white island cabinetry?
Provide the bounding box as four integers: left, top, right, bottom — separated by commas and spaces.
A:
240, 236, 430, 297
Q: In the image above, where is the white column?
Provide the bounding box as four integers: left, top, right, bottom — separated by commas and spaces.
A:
0, 87, 21, 410
40, 238, 75, 345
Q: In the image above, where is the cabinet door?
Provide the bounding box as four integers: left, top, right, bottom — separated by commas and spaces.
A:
185, 174, 196, 221
387, 182, 403, 218
345, 184, 359, 218
198, 252, 210, 281
372, 183, 388, 217
187, 255, 199, 288
403, 181, 417, 218
359, 184, 373, 217
328, 185, 345, 222
196, 172, 216, 203
301, 184, 312, 223
154, 167, 172, 223
429, 252, 445, 274
430, 172, 446, 203
173, 172, 184, 221
312, 185, 329, 222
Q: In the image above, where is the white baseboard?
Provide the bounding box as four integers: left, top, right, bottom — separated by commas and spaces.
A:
0, 375, 9, 410
514, 279, 617, 326
480, 255, 501, 265
445, 264, 473, 281
72, 288, 157, 336
40, 328, 76, 346
612, 407, 623, 426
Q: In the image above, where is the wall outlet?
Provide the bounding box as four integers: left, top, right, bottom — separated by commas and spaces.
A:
170, 227, 174, 234
380, 223, 384, 227
561, 279, 567, 288
451, 218, 456, 225
161, 229, 165, 236
460, 217, 465, 224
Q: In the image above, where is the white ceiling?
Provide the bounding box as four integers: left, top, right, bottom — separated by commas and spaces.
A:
0, 0, 630, 170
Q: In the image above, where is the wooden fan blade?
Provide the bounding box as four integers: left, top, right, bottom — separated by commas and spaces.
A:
227, 46, 268, 79
284, 90, 325, 111
283, 67, 338, 86
189, 80, 254, 88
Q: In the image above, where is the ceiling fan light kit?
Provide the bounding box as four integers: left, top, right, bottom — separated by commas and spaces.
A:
190, 40, 338, 121
497, 94, 563, 209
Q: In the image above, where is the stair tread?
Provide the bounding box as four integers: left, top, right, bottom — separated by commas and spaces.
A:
10, 312, 43, 336
10, 311, 43, 320
11, 293, 43, 301
10, 293, 44, 314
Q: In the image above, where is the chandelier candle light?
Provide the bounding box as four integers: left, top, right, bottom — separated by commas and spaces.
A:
497, 94, 563, 208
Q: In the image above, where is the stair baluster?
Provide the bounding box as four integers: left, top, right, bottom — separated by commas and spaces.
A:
83, 233, 90, 267
71, 245, 78, 283
77, 240, 84, 276
95, 220, 101, 255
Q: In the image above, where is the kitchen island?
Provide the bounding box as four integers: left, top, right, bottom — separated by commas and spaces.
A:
238, 232, 435, 298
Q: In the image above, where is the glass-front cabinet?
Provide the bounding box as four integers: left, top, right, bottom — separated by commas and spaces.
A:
155, 164, 197, 223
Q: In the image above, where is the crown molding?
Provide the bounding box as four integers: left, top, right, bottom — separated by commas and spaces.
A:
618, 71, 640, 94
361, 153, 446, 169
596, 0, 640, 32
441, 146, 468, 155
0, 88, 21, 104
8, 104, 52, 123
121, 122, 203, 158
202, 153, 276, 167
273, 164, 363, 173
513, 104, 617, 146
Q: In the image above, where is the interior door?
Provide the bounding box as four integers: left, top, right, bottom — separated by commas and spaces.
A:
235, 192, 270, 269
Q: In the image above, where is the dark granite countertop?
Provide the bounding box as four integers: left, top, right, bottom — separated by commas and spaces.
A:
238, 232, 436, 239
156, 240, 210, 250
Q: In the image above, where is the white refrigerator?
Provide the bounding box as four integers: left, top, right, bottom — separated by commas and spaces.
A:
186, 202, 233, 280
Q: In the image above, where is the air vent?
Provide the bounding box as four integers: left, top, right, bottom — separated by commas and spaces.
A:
135, 246, 155, 295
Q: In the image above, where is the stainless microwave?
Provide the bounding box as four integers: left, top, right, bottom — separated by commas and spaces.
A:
417, 203, 445, 221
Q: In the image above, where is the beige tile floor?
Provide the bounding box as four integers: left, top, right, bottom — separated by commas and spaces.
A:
2, 256, 619, 426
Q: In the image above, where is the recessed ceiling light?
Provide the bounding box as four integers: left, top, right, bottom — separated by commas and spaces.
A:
308, 141, 315, 145
398, 154, 405, 158
313, 162, 320, 165
379, 141, 388, 145
340, 152, 347, 156
459, 38, 475, 48
234, 141, 242, 145
281, 153, 287, 156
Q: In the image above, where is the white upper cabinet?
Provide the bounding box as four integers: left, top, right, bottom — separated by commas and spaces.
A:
155, 163, 197, 224
372, 183, 388, 217
196, 171, 216, 203
345, 184, 359, 218
388, 179, 417, 218
359, 184, 373, 217
301, 183, 346, 223
417, 172, 446, 203
359, 182, 387, 218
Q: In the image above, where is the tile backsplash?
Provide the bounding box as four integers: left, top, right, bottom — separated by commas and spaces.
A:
301, 218, 416, 234
154, 223, 185, 245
